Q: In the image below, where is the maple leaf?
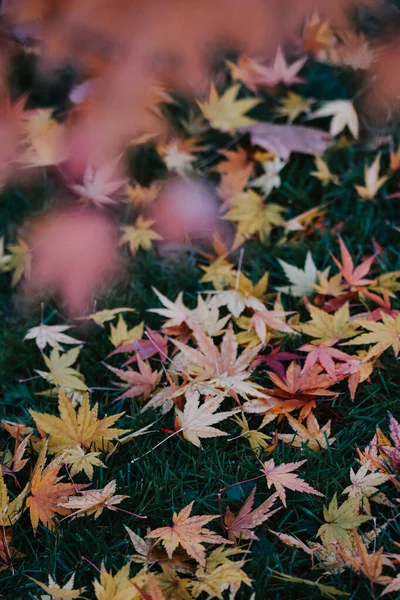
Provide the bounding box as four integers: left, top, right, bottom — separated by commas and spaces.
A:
93, 562, 147, 600
344, 313, 400, 359
300, 340, 353, 380
69, 158, 127, 207
317, 494, 371, 547
35, 346, 88, 392
331, 237, 376, 288
308, 100, 359, 138
173, 326, 264, 399
109, 317, 144, 348
232, 414, 271, 454
355, 154, 388, 201
119, 217, 162, 255
303, 11, 336, 58
0, 470, 27, 527
311, 155, 339, 186
242, 122, 332, 161
224, 486, 280, 543
223, 189, 285, 240
247, 308, 295, 345
7, 238, 31, 286
342, 529, 393, 587
76, 308, 135, 327
59, 479, 128, 519
261, 458, 323, 507
158, 138, 202, 175
227, 55, 276, 92
155, 566, 191, 600
62, 446, 105, 480
124, 182, 161, 207
214, 271, 269, 318
26, 464, 86, 531
296, 303, 359, 344
0, 433, 32, 476
264, 46, 307, 86
24, 323, 83, 352
382, 574, 400, 596
146, 501, 229, 566
175, 390, 236, 448
251, 155, 286, 196
189, 296, 230, 337
149, 288, 192, 328
20, 108, 67, 167
331, 238, 377, 289
244, 361, 336, 424
107, 355, 161, 401
276, 252, 326, 297
276, 92, 314, 123
29, 389, 129, 454
212, 147, 252, 177
30, 573, 85, 600
278, 413, 336, 451
191, 559, 251, 599
198, 84, 260, 132
342, 461, 391, 513
284, 204, 327, 234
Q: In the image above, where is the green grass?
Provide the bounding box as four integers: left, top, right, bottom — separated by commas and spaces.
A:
1, 55, 400, 600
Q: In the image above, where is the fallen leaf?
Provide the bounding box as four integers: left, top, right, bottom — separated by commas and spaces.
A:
147, 501, 229, 566
261, 458, 323, 507
224, 486, 280, 542
241, 122, 332, 160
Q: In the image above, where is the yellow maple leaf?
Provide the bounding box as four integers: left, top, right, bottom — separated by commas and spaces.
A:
30, 573, 85, 600
124, 182, 161, 206
109, 316, 144, 348
344, 313, 400, 359
93, 563, 147, 600
296, 303, 359, 344
198, 84, 260, 132
355, 154, 388, 201
276, 92, 314, 123
7, 238, 31, 286
311, 155, 339, 186
224, 189, 285, 240
120, 216, 162, 255
35, 346, 88, 392
317, 494, 371, 547
77, 307, 135, 327
232, 413, 271, 454
0, 470, 27, 527
29, 389, 129, 454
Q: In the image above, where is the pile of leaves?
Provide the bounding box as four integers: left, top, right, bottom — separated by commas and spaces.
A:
1, 9, 400, 600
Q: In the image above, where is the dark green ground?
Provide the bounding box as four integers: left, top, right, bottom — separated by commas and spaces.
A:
1, 53, 400, 599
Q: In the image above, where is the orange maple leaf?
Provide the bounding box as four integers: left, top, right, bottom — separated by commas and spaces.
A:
26, 465, 87, 532
146, 501, 229, 566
